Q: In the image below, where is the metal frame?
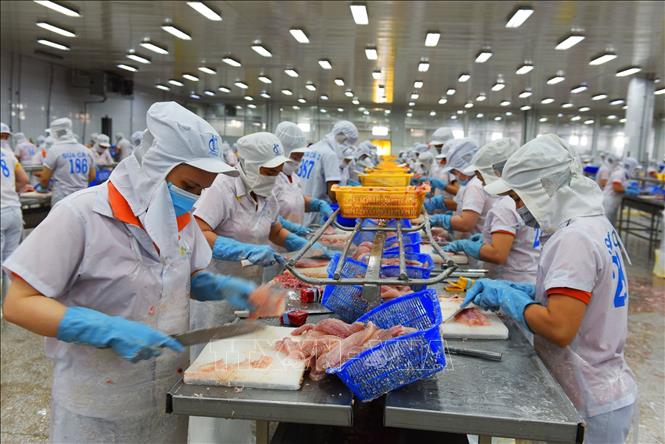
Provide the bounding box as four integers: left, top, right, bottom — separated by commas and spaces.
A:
617, 195, 664, 256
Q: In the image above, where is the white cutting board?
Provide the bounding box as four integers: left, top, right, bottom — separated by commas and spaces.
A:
439, 297, 509, 340
184, 326, 306, 390
420, 243, 469, 265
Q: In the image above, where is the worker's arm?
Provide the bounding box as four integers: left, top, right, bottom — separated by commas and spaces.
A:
39, 166, 53, 188
445, 182, 459, 195
269, 221, 290, 246
14, 164, 31, 192
326, 180, 340, 203
612, 181, 625, 193
88, 165, 97, 183
445, 198, 457, 211
195, 216, 218, 248
598, 178, 608, 189
3, 276, 67, 337
524, 295, 586, 347
479, 232, 515, 264
450, 210, 479, 232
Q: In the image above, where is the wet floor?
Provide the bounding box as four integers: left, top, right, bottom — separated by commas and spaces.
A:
1, 225, 663, 443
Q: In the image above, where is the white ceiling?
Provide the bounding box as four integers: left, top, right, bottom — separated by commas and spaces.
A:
1, 1, 664, 114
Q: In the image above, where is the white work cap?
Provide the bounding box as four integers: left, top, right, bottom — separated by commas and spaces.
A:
343, 146, 356, 160
441, 138, 479, 174
130, 130, 144, 146
330, 120, 359, 146
274, 121, 309, 155
236, 132, 292, 169
96, 134, 111, 148
430, 127, 453, 145
354, 144, 370, 159
484, 134, 604, 233
14, 132, 27, 144
414, 143, 429, 153
146, 101, 238, 175
419, 151, 434, 163
0, 122, 10, 135
623, 157, 640, 177
115, 132, 125, 140
462, 138, 519, 181
50, 117, 75, 142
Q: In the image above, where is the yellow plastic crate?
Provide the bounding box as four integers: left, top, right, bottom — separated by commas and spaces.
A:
359, 172, 413, 187
332, 184, 430, 219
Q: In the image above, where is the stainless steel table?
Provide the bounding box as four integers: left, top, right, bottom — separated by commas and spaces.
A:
384, 321, 584, 443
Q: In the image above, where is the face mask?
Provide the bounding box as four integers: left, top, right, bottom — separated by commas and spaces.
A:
516, 205, 540, 229
335, 133, 348, 146
457, 177, 469, 186
252, 174, 277, 197
167, 182, 199, 216
282, 161, 298, 176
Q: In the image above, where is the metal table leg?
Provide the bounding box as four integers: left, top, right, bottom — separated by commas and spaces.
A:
256, 420, 269, 444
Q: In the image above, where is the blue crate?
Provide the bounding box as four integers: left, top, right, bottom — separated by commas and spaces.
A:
326, 289, 445, 402
352, 219, 412, 245
383, 231, 422, 253
379, 252, 433, 280
322, 254, 368, 322
330, 203, 357, 227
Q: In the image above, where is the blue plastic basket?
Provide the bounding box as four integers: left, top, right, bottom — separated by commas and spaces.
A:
383, 232, 422, 254
351, 219, 412, 245
379, 252, 433, 280
326, 289, 446, 402
330, 203, 357, 227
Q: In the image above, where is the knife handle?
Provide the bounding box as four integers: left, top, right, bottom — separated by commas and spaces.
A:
446, 346, 502, 361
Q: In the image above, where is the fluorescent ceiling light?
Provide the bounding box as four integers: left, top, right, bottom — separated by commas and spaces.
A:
475, 50, 493, 63
365, 47, 378, 60
140, 40, 168, 55
248, 104, 256, 109
446, 88, 456, 96
117, 64, 137, 72
547, 74, 565, 85
518, 89, 532, 98
281, 89, 293, 96
607, 115, 617, 120
414, 80, 423, 89
372, 126, 389, 136
155, 83, 170, 91
284, 68, 299, 77
541, 97, 554, 104
358, 107, 366, 111
616, 66, 641, 77
500, 100, 511, 107
182, 73, 199, 81
198, 66, 216, 75
425, 32, 440, 47
297, 98, 306, 103
609, 98, 624, 105
260, 91, 271, 99
584, 119, 594, 125
561, 102, 573, 108
187, 2, 222, 21
539, 117, 548, 122
571, 84, 588, 94
571, 115, 581, 121
363, 110, 369, 115
476, 113, 484, 118
190, 93, 200, 99
234, 81, 248, 89
318, 59, 332, 69
385, 110, 391, 114
592, 93, 607, 100
251, 43, 272, 57
491, 81, 505, 91
578, 106, 590, 112
438, 97, 447, 104
222, 56, 241, 67
244, 95, 253, 101
127, 52, 151, 64
505, 111, 513, 116
305, 82, 317, 91
449, 115, 456, 119
293, 105, 301, 110
458, 73, 470, 82
589, 51, 617, 66
372, 70, 381, 80
619, 118, 626, 123
407, 112, 414, 117
345, 90, 354, 97
218, 85, 231, 93
495, 116, 503, 121
430, 111, 436, 116
33, 1, 80, 17
258, 75, 272, 84
555, 33, 585, 50
204, 90, 215, 96
408, 102, 415, 107
161, 24, 191, 40
352, 98, 359, 105
168, 79, 184, 86
350, 3, 369, 25
418, 61, 430, 72
457, 110, 465, 114
505, 7, 533, 28
37, 38, 69, 51
335, 78, 345, 86
290, 28, 310, 44
476, 94, 486, 102
464, 102, 474, 109
516, 63, 534, 75
36, 21, 76, 37
320, 94, 329, 100
338, 108, 344, 112
655, 88, 665, 95
410, 93, 419, 100
520, 105, 532, 111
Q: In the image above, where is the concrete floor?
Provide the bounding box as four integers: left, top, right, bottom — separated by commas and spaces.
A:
1, 226, 663, 443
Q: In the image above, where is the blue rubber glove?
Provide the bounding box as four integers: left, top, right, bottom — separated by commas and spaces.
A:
190, 271, 256, 310
469, 233, 483, 242
347, 180, 361, 187
283, 233, 331, 258
309, 199, 334, 221
493, 279, 536, 299
625, 186, 640, 197
278, 216, 311, 237
429, 177, 447, 190
430, 214, 452, 231
56, 306, 184, 362
463, 279, 539, 330
424, 195, 448, 213
212, 236, 277, 266
443, 237, 483, 259
34, 183, 48, 193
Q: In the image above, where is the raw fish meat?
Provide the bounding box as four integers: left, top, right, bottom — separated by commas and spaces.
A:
294, 258, 330, 268
291, 318, 366, 338
272, 271, 308, 290
380, 285, 413, 300
453, 308, 491, 326
186, 356, 274, 381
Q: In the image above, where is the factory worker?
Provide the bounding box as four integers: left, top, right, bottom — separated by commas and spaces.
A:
87, 132, 99, 148
221, 141, 238, 166
430, 138, 494, 235
273, 121, 334, 231
0, 122, 11, 150
602, 157, 640, 226
298, 121, 357, 224
596, 153, 618, 189
1, 145, 32, 298
91, 133, 115, 165
38, 118, 96, 205
12, 132, 37, 164
339, 147, 356, 186
115, 132, 133, 161
465, 134, 637, 444
355, 142, 375, 170
443, 138, 540, 282
2, 101, 275, 443
429, 127, 454, 157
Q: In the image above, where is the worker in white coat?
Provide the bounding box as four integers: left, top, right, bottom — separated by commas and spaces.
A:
596, 152, 618, 189
443, 138, 540, 283
115, 132, 133, 161
428, 127, 454, 177
13, 132, 38, 164
0, 122, 12, 151
602, 157, 640, 226
39, 118, 96, 205
91, 134, 115, 166
465, 134, 637, 444
298, 121, 357, 224
274, 122, 334, 232
1, 101, 274, 443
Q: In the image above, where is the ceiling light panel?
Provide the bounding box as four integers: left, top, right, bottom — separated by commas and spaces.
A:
555, 33, 585, 50
289, 28, 310, 43
222, 56, 241, 67
182, 73, 199, 81
571, 84, 588, 94
413, 80, 423, 89
36, 21, 76, 37
155, 83, 170, 91
335, 78, 345, 86
198, 66, 216, 75
425, 32, 440, 47
516, 63, 534, 75
218, 86, 230, 93
140, 40, 168, 55
318, 59, 332, 69
475, 50, 493, 63
592, 93, 607, 101
161, 24, 191, 40
234, 81, 248, 89
127, 52, 151, 64
547, 74, 565, 85
589, 51, 617, 66
168, 79, 184, 86
365, 47, 378, 60
251, 43, 272, 57
37, 38, 69, 51
204, 90, 215, 96
305, 83, 317, 91
446, 88, 456, 96
258, 75, 272, 84
281, 89, 293, 96
372, 70, 381, 80
458, 73, 470, 82
34, 1, 80, 17
350, 3, 369, 25
418, 60, 430, 72
284, 68, 299, 77
616, 66, 641, 77
506, 7, 533, 28
187, 2, 222, 21
117, 64, 137, 72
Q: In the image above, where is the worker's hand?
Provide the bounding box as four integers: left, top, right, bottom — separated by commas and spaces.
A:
428, 177, 447, 190
56, 307, 184, 362
463, 279, 538, 329
278, 216, 311, 237
246, 245, 279, 266
430, 214, 452, 231
624, 186, 640, 197
34, 183, 48, 193
424, 195, 447, 213
469, 233, 483, 243
310, 199, 334, 221
190, 271, 256, 310
21, 184, 35, 193
493, 279, 536, 299
444, 237, 483, 259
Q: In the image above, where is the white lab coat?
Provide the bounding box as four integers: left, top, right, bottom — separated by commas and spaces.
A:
2, 174, 212, 442
274, 172, 306, 224
44, 140, 95, 204
602, 167, 628, 226
1, 148, 23, 298
297, 139, 341, 225
456, 176, 496, 234
116, 137, 133, 160
92, 147, 115, 166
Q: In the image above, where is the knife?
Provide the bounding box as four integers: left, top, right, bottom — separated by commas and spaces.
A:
172, 321, 265, 346
442, 304, 468, 324
446, 346, 503, 361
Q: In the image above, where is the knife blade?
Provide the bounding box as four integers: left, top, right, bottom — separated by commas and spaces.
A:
446, 346, 503, 361
442, 305, 468, 324
173, 321, 265, 346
